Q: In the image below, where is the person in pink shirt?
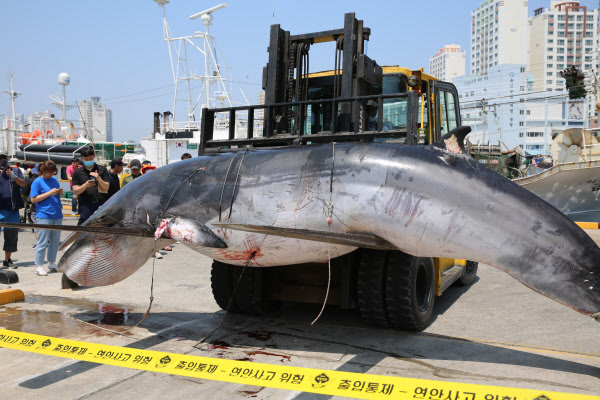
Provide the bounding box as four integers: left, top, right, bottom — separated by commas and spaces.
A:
66, 157, 80, 213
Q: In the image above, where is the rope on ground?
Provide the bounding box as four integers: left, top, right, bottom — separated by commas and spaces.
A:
194, 251, 257, 348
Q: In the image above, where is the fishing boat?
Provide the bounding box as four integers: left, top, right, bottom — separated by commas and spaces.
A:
512, 128, 600, 223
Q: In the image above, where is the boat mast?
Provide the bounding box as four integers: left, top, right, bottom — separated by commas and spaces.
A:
154, 1, 231, 132
1, 73, 22, 156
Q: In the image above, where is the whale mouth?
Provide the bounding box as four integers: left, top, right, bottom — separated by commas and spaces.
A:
58, 233, 174, 287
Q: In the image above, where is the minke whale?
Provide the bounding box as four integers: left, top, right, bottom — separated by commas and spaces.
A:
58, 128, 600, 321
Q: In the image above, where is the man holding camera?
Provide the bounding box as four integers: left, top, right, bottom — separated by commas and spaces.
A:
72, 146, 109, 226
0, 152, 25, 269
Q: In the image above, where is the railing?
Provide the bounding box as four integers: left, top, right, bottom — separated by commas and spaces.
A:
199, 91, 419, 155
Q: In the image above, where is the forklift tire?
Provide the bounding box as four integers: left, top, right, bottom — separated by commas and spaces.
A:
210, 260, 242, 313
231, 265, 282, 316
356, 249, 390, 328
385, 254, 435, 331
61, 274, 79, 290
455, 261, 478, 286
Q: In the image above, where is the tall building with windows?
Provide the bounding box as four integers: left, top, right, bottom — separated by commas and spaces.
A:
470, 0, 529, 76
429, 44, 466, 82
528, 1, 600, 92
79, 97, 113, 142
454, 63, 590, 155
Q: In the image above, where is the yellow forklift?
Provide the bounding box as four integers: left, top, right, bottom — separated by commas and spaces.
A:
200, 13, 477, 331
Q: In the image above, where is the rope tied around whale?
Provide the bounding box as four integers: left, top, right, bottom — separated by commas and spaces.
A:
312, 142, 336, 325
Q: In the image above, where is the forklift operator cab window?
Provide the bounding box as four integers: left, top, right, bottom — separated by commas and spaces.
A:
439, 90, 458, 135
379, 75, 409, 130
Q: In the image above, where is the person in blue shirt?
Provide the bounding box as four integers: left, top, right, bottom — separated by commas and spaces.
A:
0, 151, 26, 270
30, 160, 63, 276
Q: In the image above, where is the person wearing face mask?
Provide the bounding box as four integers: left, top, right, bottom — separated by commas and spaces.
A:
30, 160, 63, 276
71, 146, 110, 225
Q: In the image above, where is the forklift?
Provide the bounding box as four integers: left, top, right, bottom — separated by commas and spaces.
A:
200, 13, 476, 331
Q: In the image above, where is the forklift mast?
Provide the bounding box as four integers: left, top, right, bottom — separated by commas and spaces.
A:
263, 12, 381, 133
198, 12, 421, 155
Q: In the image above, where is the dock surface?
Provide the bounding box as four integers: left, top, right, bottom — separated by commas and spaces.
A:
0, 217, 598, 399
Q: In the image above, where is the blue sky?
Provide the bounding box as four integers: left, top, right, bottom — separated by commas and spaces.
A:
1, 0, 597, 143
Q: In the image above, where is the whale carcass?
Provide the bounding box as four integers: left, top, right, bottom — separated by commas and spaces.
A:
58, 134, 600, 323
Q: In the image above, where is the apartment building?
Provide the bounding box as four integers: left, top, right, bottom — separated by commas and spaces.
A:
79, 97, 113, 142
470, 0, 529, 76
528, 1, 600, 92
429, 44, 466, 82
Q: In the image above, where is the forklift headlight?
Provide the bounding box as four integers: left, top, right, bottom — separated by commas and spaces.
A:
407, 75, 419, 87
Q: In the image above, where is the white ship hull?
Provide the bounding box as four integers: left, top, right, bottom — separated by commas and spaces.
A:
513, 160, 600, 223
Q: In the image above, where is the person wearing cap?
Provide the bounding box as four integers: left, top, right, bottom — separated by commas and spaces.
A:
72, 146, 110, 225
108, 158, 124, 199
0, 151, 25, 270
121, 159, 142, 188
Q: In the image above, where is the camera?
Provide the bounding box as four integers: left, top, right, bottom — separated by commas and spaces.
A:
0, 160, 7, 170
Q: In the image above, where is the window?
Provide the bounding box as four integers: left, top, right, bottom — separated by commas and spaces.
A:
557, 63, 564, 69
587, 24, 594, 30
526, 132, 544, 137
547, 64, 553, 68
558, 23, 565, 29
547, 72, 553, 76
586, 64, 591, 69
557, 55, 564, 61
438, 89, 458, 135
520, 86, 525, 91
558, 39, 565, 45
547, 55, 553, 60
548, 39, 554, 43
548, 47, 554, 52
519, 121, 524, 126
520, 67, 525, 73
547, 80, 553, 84
519, 132, 524, 137
558, 48, 565, 54
520, 110, 524, 115
527, 110, 531, 115
558, 15, 565, 21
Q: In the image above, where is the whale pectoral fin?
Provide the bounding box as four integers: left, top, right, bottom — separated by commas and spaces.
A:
161, 218, 227, 249
213, 223, 397, 250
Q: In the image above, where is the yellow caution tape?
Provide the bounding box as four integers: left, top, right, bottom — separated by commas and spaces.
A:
0, 328, 597, 400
